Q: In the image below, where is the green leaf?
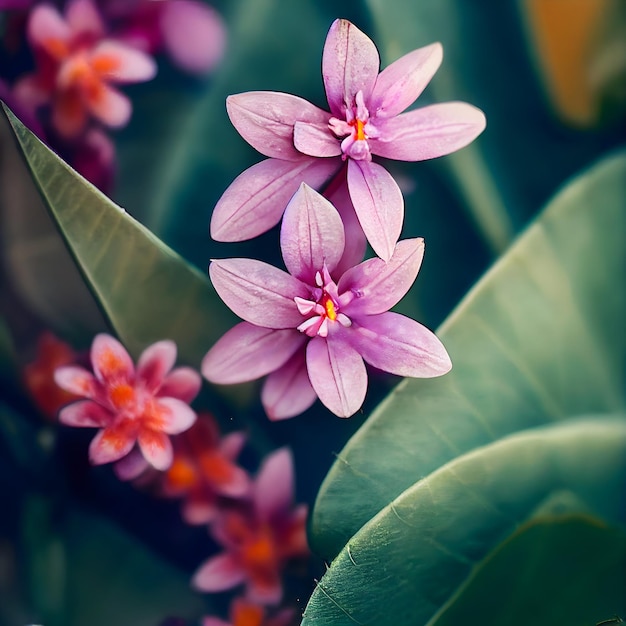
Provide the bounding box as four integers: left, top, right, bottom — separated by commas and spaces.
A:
301, 416, 626, 626
430, 515, 626, 626
311, 150, 626, 560
0, 102, 233, 365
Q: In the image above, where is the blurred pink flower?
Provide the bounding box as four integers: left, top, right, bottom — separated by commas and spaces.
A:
203, 596, 296, 626
193, 448, 309, 606
55, 333, 200, 470
211, 18, 485, 260
106, 0, 226, 75
15, 0, 156, 138
203, 184, 451, 419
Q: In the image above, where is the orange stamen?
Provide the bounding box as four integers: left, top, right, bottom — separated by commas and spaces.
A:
322, 294, 337, 321
354, 118, 366, 141
109, 382, 135, 409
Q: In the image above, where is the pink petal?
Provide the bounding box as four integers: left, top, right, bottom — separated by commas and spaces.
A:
65, 0, 104, 37
322, 19, 380, 117
86, 84, 132, 128
280, 183, 345, 283
13, 75, 51, 110
325, 174, 367, 276
293, 121, 342, 158
159, 367, 202, 402
209, 260, 309, 328
182, 499, 218, 526
210, 157, 340, 242
89, 423, 136, 465
371, 102, 487, 161
306, 335, 367, 417
51, 90, 87, 138
227, 92, 330, 160
28, 4, 70, 57
339, 238, 425, 316
160, 0, 226, 74
192, 552, 246, 592
113, 447, 150, 481
248, 572, 283, 606
54, 365, 98, 397
349, 312, 452, 377
146, 397, 197, 435
261, 351, 317, 420
254, 447, 294, 521
220, 431, 247, 459
58, 400, 111, 427
90, 41, 157, 83
136, 340, 177, 392
347, 160, 404, 262
370, 43, 443, 118
202, 322, 305, 384
138, 429, 174, 470
202, 618, 230, 626
91, 334, 134, 385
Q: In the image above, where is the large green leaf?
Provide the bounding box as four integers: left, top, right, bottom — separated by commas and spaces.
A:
0, 103, 233, 365
301, 416, 626, 626
311, 150, 626, 559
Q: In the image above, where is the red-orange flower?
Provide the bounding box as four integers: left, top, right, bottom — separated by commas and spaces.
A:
193, 448, 309, 605
203, 596, 296, 626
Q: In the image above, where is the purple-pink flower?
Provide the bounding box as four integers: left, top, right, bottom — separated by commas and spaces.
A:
203, 184, 451, 419
54, 334, 201, 470
211, 18, 486, 260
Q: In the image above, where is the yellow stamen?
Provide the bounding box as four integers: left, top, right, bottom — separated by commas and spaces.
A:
355, 118, 366, 141
323, 294, 337, 321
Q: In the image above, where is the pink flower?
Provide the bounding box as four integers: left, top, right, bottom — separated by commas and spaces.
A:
156, 413, 251, 525
211, 18, 485, 260
203, 184, 451, 419
107, 0, 226, 75
203, 596, 296, 626
192, 448, 309, 606
54, 334, 201, 470
15, 0, 156, 138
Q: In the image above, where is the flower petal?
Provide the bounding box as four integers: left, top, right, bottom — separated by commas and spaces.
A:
113, 447, 150, 481
66, 0, 104, 37
28, 4, 70, 58
136, 340, 176, 392
54, 365, 98, 397
202, 617, 230, 626
347, 160, 403, 262
52, 90, 87, 138
138, 429, 174, 470
280, 183, 345, 282
248, 569, 283, 606
227, 92, 330, 160
370, 43, 443, 118
293, 120, 342, 158
202, 322, 304, 384
89, 422, 136, 465
85, 83, 132, 128
160, 0, 226, 74
146, 398, 197, 435
254, 447, 294, 521
159, 367, 202, 402
306, 335, 367, 417
91, 334, 134, 385
90, 41, 157, 83
182, 496, 218, 526
209, 260, 309, 328
371, 102, 487, 161
210, 157, 340, 242
220, 430, 246, 458
325, 174, 367, 276
261, 351, 317, 421
349, 312, 452, 377
58, 400, 111, 427
339, 238, 425, 316
322, 19, 379, 117
192, 552, 247, 592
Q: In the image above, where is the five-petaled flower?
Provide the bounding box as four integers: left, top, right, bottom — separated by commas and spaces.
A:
15, 0, 156, 138
211, 18, 485, 260
193, 448, 308, 605
203, 184, 451, 419
202, 596, 295, 626
54, 334, 201, 470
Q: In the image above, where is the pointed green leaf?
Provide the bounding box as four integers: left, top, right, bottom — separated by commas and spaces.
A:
0, 103, 233, 364
302, 417, 626, 626
311, 150, 626, 559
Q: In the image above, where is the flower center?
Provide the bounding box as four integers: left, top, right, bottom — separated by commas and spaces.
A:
294, 267, 351, 338
328, 90, 379, 161
109, 381, 136, 410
